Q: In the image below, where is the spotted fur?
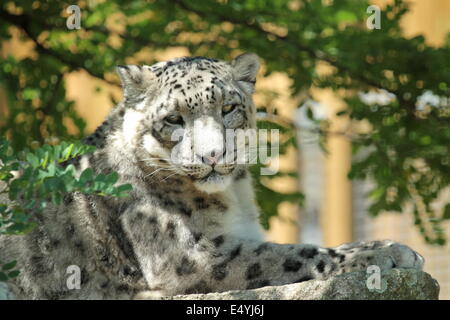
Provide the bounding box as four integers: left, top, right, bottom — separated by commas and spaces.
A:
0, 53, 424, 299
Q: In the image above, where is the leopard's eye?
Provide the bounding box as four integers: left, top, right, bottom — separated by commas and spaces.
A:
164, 114, 184, 126
222, 104, 238, 115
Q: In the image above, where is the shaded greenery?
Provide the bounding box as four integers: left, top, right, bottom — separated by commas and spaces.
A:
0, 138, 132, 279
0, 0, 449, 244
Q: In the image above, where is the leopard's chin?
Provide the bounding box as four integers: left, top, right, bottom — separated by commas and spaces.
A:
193, 171, 232, 194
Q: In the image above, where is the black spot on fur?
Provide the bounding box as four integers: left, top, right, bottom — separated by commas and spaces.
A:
29, 256, 50, 276
178, 205, 192, 216
148, 216, 158, 224
163, 199, 176, 207
192, 232, 203, 243
44, 290, 67, 300
74, 240, 84, 252
194, 197, 209, 210
122, 265, 141, 279
81, 268, 90, 285
247, 279, 270, 290
63, 194, 73, 205
100, 280, 110, 289
136, 211, 144, 220
50, 239, 60, 248
316, 260, 325, 273
283, 258, 303, 272
212, 235, 225, 247
116, 284, 129, 292
294, 275, 313, 283
327, 248, 338, 258
254, 243, 269, 256
328, 248, 346, 263
229, 244, 242, 261
298, 247, 318, 259
185, 281, 211, 294
212, 263, 227, 281
65, 223, 75, 237
246, 263, 263, 280
166, 221, 177, 239
176, 256, 197, 276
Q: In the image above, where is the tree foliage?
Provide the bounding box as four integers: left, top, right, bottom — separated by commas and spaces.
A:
0, 139, 132, 235
0, 0, 449, 244
0, 138, 132, 279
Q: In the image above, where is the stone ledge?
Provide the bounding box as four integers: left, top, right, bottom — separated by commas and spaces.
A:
163, 269, 439, 300
0, 268, 439, 300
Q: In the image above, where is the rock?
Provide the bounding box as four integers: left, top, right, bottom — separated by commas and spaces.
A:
0, 268, 439, 300
0, 282, 16, 300
163, 269, 439, 300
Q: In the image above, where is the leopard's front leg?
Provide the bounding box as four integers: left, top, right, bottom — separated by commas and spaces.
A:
200, 238, 425, 291
122, 205, 424, 298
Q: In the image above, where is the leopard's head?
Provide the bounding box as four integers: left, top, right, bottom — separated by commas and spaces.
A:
116, 53, 260, 193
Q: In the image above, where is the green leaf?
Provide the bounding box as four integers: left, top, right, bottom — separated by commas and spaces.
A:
443, 204, 450, 220
62, 143, 74, 161
2, 260, 17, 271
105, 172, 119, 185
7, 270, 20, 278
79, 168, 94, 184
336, 10, 358, 23
116, 184, 133, 196
26, 153, 39, 168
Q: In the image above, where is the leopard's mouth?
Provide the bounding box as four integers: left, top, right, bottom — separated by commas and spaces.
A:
184, 163, 236, 180
200, 164, 237, 179
200, 170, 224, 181
193, 170, 233, 193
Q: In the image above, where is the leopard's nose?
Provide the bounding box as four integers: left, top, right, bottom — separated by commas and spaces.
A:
196, 149, 224, 166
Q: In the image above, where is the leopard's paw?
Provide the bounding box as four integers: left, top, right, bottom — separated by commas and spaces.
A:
334, 240, 424, 273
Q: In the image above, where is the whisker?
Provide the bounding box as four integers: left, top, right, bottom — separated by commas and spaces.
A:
144, 167, 175, 179
160, 171, 180, 182
139, 157, 172, 161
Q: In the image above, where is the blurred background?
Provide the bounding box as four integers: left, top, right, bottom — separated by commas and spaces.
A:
1, 0, 449, 298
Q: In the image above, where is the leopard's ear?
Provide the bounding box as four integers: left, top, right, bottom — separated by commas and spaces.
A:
231, 53, 260, 94
116, 65, 157, 100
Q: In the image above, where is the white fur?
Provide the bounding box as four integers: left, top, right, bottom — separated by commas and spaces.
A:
122, 110, 144, 144
193, 174, 232, 194
222, 178, 265, 241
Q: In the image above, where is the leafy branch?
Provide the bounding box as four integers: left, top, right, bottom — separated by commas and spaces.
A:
0, 138, 132, 280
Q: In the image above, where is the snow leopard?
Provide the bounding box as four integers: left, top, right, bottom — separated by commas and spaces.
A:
0, 53, 424, 299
